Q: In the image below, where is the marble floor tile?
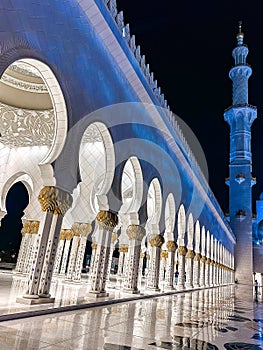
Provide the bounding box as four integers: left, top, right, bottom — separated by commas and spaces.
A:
0, 271, 262, 349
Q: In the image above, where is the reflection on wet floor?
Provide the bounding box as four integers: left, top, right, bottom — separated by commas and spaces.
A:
0, 273, 263, 349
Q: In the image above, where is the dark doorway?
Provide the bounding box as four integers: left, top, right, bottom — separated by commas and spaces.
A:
0, 181, 29, 263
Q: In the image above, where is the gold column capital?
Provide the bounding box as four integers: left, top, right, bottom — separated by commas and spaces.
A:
161, 250, 169, 259
30, 221, 40, 234
91, 242, 98, 250
71, 223, 81, 237
149, 234, 164, 248
140, 251, 145, 259
166, 240, 177, 252
79, 223, 92, 237
126, 225, 145, 241
186, 249, 195, 259
206, 258, 211, 264
178, 246, 187, 256
111, 232, 118, 243
60, 229, 73, 240
194, 253, 201, 261
38, 186, 72, 216
96, 211, 118, 230
119, 244, 128, 253
201, 255, 207, 263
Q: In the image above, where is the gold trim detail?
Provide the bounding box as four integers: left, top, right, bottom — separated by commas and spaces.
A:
96, 211, 118, 230
149, 234, 164, 248
126, 225, 145, 241
178, 246, 187, 256
38, 186, 72, 216
166, 241, 177, 252
119, 245, 129, 253
186, 249, 195, 259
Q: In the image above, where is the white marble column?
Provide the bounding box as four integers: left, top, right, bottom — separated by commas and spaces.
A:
106, 232, 118, 283
145, 234, 164, 292
116, 244, 128, 289
24, 221, 40, 274
89, 211, 118, 297
137, 251, 145, 289
199, 256, 206, 288
53, 231, 66, 275
185, 249, 194, 289
193, 253, 201, 288
59, 230, 73, 275
14, 221, 31, 274
72, 223, 92, 281
209, 259, 214, 286
66, 224, 81, 281
122, 225, 145, 293
164, 241, 177, 291
177, 246, 187, 290
20, 186, 72, 302
205, 257, 211, 287
159, 250, 168, 287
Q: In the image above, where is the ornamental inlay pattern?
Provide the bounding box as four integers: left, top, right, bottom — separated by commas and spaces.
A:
1, 73, 48, 93
0, 102, 54, 148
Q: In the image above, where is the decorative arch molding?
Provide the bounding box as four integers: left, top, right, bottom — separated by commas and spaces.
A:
194, 220, 201, 253
17, 59, 68, 166
119, 156, 143, 216
147, 178, 162, 224
201, 226, 206, 256
177, 204, 186, 246
1, 172, 33, 211
206, 230, 211, 258
76, 122, 115, 214
186, 213, 194, 250
164, 193, 176, 242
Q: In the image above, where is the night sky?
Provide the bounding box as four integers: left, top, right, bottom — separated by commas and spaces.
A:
116, 0, 263, 213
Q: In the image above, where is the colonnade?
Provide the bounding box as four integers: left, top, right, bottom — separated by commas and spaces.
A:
14, 187, 235, 302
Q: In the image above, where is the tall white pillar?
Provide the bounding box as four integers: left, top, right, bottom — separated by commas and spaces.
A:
66, 224, 81, 280
193, 253, 201, 288
185, 249, 194, 289
14, 221, 31, 274
72, 223, 92, 281
24, 221, 40, 274
59, 230, 73, 274
89, 211, 118, 297
53, 231, 66, 275
145, 234, 164, 292
164, 241, 177, 291
177, 246, 187, 290
205, 257, 211, 287
199, 256, 206, 287
122, 225, 145, 293
116, 244, 128, 289
20, 186, 72, 302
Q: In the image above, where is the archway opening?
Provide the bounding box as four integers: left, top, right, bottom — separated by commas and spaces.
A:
0, 182, 29, 264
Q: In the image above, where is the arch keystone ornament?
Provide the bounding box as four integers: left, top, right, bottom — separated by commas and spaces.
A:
123, 225, 146, 293
89, 211, 118, 298
17, 186, 73, 305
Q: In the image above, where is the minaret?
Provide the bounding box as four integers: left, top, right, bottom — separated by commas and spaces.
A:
224, 22, 257, 297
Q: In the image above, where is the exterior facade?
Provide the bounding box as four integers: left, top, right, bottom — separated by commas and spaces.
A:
0, 0, 259, 303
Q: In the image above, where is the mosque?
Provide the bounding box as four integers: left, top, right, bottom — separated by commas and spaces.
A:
0, 0, 261, 305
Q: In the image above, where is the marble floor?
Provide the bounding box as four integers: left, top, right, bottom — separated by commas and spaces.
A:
0, 271, 262, 349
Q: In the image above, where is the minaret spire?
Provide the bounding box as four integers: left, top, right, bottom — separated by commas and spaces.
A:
224, 22, 257, 298
237, 20, 244, 45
